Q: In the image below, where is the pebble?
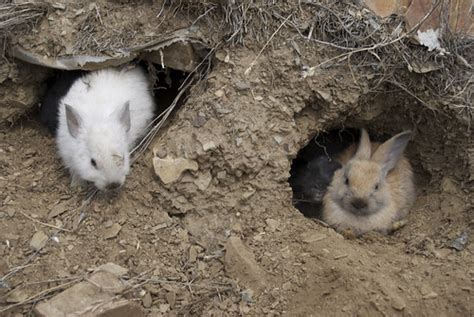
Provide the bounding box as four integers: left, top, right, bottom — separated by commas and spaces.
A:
103, 223, 122, 240
30, 231, 49, 251
265, 218, 280, 232
391, 295, 406, 310
142, 292, 152, 308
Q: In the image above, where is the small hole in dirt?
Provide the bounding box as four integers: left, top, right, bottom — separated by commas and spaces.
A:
290, 126, 431, 220
289, 128, 360, 218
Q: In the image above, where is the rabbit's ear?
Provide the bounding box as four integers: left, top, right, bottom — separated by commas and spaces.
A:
353, 129, 371, 160
65, 104, 82, 138
372, 131, 412, 176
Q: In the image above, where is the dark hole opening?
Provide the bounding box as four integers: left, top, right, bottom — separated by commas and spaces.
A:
289, 128, 360, 218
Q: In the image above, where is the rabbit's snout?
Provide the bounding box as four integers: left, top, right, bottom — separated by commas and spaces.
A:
105, 182, 122, 190
351, 198, 368, 210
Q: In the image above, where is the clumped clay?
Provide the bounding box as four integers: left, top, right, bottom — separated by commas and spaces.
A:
322, 129, 415, 236
55, 66, 155, 190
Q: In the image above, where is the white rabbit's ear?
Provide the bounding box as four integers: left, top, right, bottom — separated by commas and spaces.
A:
372, 131, 412, 176
116, 101, 131, 132
65, 104, 82, 138
353, 129, 371, 160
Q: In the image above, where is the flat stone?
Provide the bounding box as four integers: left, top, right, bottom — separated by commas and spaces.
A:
153, 156, 198, 184
94, 263, 128, 277
102, 223, 122, 240
35, 271, 141, 317
391, 295, 406, 311
142, 292, 152, 308
30, 231, 49, 251
300, 232, 327, 244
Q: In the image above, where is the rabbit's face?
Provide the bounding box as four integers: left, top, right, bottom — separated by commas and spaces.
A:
331, 159, 389, 216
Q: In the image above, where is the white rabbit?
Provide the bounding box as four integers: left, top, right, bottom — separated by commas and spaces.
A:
55, 66, 155, 190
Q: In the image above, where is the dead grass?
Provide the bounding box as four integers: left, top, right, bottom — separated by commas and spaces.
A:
175, 0, 472, 122
0, 2, 49, 57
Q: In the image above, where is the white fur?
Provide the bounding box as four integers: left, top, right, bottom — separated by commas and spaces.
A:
56, 66, 155, 190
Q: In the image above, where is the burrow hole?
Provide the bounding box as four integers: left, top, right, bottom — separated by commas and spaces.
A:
37, 61, 192, 137
289, 127, 429, 219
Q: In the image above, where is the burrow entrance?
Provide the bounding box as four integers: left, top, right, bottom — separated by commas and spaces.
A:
288, 87, 469, 239
36, 62, 193, 138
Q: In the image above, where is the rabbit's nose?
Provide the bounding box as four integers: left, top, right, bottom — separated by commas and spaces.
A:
351, 198, 367, 210
106, 182, 121, 190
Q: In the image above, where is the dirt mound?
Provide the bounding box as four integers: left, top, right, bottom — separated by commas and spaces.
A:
0, 1, 472, 316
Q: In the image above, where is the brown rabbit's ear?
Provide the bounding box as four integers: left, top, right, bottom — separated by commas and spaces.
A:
353, 129, 371, 160
372, 130, 412, 175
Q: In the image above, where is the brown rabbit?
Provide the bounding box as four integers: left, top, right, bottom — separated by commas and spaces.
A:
322, 129, 415, 236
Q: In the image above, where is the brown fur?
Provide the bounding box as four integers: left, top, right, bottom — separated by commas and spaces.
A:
322, 129, 415, 236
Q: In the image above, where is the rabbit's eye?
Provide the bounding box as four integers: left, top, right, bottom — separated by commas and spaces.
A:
374, 183, 379, 190
90, 159, 98, 168
344, 177, 349, 186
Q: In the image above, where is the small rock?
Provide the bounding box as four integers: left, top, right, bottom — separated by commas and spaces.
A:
273, 135, 283, 144
224, 237, 266, 293
216, 170, 227, 180
265, 219, 280, 232
391, 295, 406, 311
189, 245, 199, 263
283, 282, 292, 291
142, 292, 152, 308
194, 171, 212, 191
94, 263, 128, 277
423, 292, 438, 299
6, 208, 16, 217
153, 156, 199, 184
48, 201, 70, 219
165, 290, 176, 307
159, 304, 170, 313
316, 89, 332, 102
449, 232, 469, 251
235, 80, 251, 91
103, 223, 122, 240
420, 284, 436, 297
202, 141, 217, 151
214, 89, 225, 98
241, 289, 254, 303
192, 114, 207, 128
300, 232, 327, 244
30, 231, 49, 251
440, 177, 459, 194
